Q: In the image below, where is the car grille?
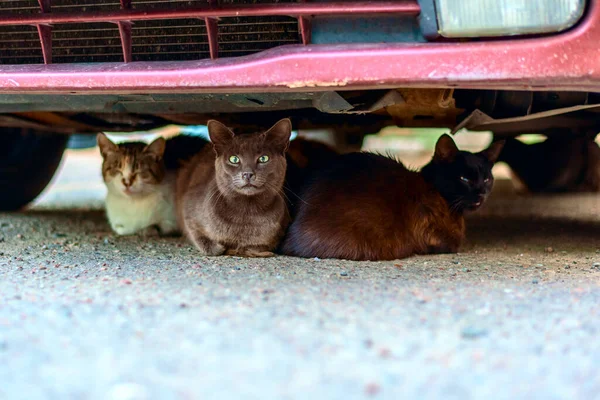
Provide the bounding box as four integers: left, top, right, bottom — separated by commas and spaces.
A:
0, 0, 305, 64
0, 0, 421, 65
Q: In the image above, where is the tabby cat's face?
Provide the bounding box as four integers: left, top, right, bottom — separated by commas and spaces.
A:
97, 134, 166, 197
422, 134, 504, 212
209, 119, 292, 196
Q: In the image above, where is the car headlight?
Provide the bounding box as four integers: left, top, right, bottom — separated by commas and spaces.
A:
435, 0, 586, 38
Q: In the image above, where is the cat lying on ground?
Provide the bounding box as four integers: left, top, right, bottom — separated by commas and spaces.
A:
98, 133, 207, 236
281, 134, 504, 261
176, 119, 292, 257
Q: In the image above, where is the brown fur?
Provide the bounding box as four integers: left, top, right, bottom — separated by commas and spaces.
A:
176, 119, 292, 257
281, 153, 465, 260
498, 135, 600, 193
281, 135, 501, 261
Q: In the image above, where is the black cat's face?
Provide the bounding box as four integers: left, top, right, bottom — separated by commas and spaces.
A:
421, 135, 504, 213
430, 151, 495, 211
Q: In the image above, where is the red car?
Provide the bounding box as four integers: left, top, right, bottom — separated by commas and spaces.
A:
0, 0, 597, 210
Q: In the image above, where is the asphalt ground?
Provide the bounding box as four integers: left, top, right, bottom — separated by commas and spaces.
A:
1, 148, 599, 400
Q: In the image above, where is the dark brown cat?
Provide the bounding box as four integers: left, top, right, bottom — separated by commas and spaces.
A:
176, 119, 292, 257
498, 134, 600, 193
280, 135, 504, 261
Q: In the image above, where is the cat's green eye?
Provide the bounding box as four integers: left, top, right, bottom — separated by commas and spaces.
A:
258, 155, 270, 163
229, 155, 240, 164
460, 176, 470, 184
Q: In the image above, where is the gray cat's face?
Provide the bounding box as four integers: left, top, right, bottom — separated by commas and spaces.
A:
217, 143, 286, 195
209, 119, 292, 196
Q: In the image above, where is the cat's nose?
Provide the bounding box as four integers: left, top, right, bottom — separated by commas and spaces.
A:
242, 172, 255, 182
122, 178, 132, 187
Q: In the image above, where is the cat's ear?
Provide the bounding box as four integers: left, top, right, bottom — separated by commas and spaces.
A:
144, 137, 166, 160
97, 133, 118, 158
433, 134, 459, 162
480, 140, 505, 164
264, 118, 292, 152
208, 120, 235, 153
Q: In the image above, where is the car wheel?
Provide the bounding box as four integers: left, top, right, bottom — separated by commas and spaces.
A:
0, 128, 68, 211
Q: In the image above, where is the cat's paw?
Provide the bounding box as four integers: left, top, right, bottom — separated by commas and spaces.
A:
139, 225, 160, 238
204, 242, 226, 256
192, 239, 225, 256
226, 248, 275, 258
224, 248, 242, 257
157, 222, 180, 237
112, 223, 137, 236
248, 250, 275, 258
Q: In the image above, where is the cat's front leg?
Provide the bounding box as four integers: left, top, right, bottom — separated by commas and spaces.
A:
426, 242, 456, 254
111, 221, 140, 236
138, 225, 161, 238
157, 220, 180, 237
425, 228, 462, 254
187, 230, 225, 256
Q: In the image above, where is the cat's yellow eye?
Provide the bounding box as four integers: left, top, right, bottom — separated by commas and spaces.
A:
258, 155, 270, 163
229, 155, 240, 164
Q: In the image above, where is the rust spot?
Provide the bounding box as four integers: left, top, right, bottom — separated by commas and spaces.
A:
379, 88, 464, 128
285, 79, 350, 89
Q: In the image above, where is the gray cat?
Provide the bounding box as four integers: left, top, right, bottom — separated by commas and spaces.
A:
176, 119, 292, 257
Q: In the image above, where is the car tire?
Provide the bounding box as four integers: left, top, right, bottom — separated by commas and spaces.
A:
0, 129, 68, 211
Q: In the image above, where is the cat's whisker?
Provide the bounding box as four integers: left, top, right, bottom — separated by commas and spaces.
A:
282, 184, 310, 206
263, 181, 286, 200
264, 183, 294, 220
206, 185, 225, 206
267, 182, 296, 207
449, 197, 466, 213
205, 186, 218, 205
214, 189, 226, 206
277, 188, 293, 206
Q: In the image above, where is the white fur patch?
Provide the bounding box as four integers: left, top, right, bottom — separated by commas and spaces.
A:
104, 172, 178, 236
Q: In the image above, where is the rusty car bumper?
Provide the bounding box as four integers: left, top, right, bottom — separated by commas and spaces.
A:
0, 0, 598, 94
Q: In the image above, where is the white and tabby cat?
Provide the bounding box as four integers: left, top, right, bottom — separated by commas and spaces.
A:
97, 133, 207, 236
